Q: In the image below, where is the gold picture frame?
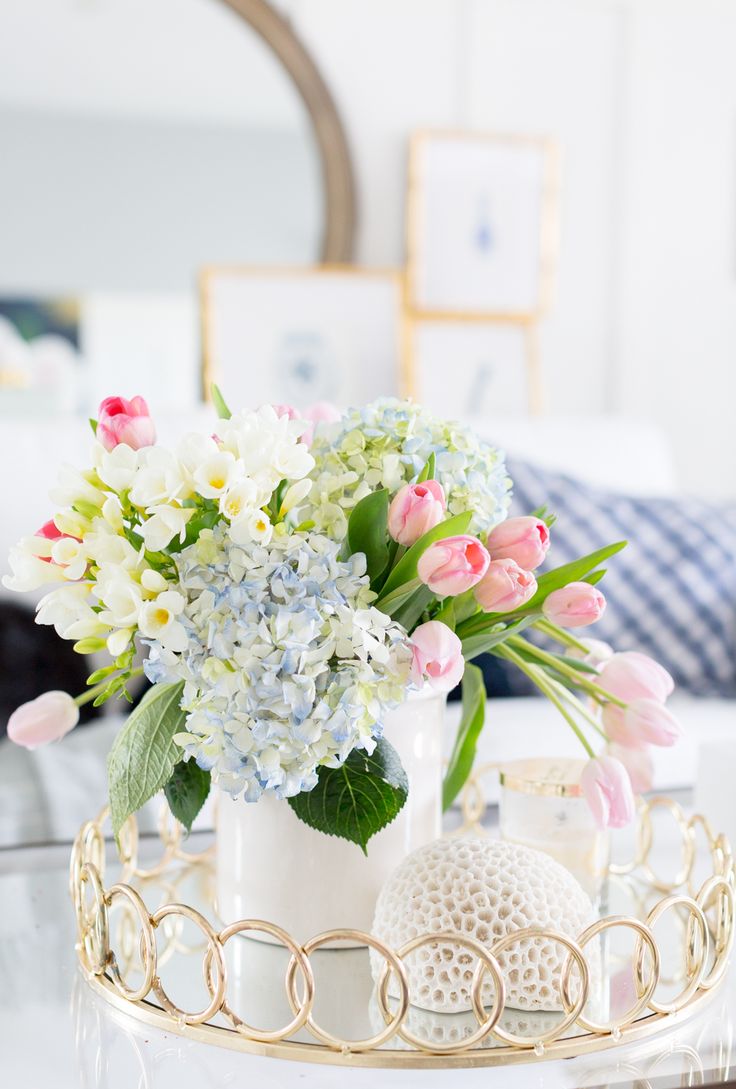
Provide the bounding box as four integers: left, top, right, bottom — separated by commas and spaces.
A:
200, 264, 409, 407
406, 129, 560, 321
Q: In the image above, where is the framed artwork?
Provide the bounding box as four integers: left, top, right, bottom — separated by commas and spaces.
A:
200, 266, 406, 409
408, 321, 539, 420
407, 131, 559, 318
0, 297, 83, 413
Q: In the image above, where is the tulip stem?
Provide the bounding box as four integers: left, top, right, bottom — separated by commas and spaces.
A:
545, 676, 609, 741
495, 644, 596, 758
534, 618, 590, 654
506, 637, 627, 708
74, 667, 144, 707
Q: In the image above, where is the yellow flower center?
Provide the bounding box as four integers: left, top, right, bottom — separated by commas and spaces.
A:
153, 608, 170, 626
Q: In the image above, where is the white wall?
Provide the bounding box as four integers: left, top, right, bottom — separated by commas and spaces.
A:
286, 0, 736, 498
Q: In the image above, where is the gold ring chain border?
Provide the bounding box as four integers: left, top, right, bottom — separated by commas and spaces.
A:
70, 792, 736, 1067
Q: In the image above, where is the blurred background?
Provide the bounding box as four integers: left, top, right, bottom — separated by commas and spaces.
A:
1, 0, 735, 845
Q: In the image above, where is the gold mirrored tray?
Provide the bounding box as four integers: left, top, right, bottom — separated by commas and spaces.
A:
69, 790, 735, 1068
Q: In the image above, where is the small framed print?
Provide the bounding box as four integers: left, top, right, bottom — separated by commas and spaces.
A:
407, 131, 559, 318
200, 266, 405, 409
409, 321, 537, 420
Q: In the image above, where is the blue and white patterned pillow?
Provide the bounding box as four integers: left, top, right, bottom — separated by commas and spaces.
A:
487, 459, 736, 699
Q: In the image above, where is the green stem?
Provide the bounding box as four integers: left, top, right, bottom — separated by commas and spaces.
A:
75, 666, 144, 707
496, 644, 596, 758
534, 618, 591, 654
507, 636, 626, 708
545, 675, 608, 740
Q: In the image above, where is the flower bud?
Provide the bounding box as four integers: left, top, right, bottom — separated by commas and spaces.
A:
581, 755, 635, 829
542, 582, 606, 628
417, 535, 490, 596
486, 515, 550, 571
474, 558, 537, 613
410, 621, 465, 693
7, 691, 80, 749
387, 481, 446, 546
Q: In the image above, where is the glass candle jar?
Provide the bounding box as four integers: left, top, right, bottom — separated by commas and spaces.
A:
498, 757, 609, 902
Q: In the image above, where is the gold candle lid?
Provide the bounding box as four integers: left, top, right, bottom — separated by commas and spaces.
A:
499, 757, 587, 798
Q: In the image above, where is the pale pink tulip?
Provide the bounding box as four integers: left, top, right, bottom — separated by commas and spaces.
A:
604, 698, 682, 748
97, 396, 156, 452
271, 403, 299, 420
7, 691, 80, 749
598, 651, 674, 704
581, 755, 635, 829
542, 582, 606, 628
417, 535, 490, 596
388, 481, 446, 546
571, 638, 615, 670
301, 402, 342, 444
609, 742, 654, 794
410, 621, 465, 693
486, 515, 550, 571
474, 558, 537, 613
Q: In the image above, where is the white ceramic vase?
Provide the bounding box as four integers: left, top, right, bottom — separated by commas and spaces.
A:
216, 687, 445, 943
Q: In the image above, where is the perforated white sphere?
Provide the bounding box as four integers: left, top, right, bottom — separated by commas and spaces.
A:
371, 836, 595, 1013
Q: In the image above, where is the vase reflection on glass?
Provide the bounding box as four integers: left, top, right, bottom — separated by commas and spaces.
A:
498, 758, 610, 903
216, 687, 445, 945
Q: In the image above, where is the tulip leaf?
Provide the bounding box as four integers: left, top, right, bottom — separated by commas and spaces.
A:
107, 681, 187, 838
525, 541, 627, 611
442, 664, 486, 811
346, 488, 390, 586
416, 452, 436, 484
460, 615, 537, 660
378, 511, 473, 600
210, 383, 232, 420
164, 760, 211, 834
287, 738, 408, 854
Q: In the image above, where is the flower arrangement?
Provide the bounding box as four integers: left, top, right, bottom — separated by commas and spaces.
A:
4, 391, 681, 850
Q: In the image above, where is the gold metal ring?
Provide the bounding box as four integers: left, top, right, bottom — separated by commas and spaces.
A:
641, 894, 709, 1013
105, 883, 156, 1002
77, 863, 109, 977
150, 904, 226, 1024
696, 875, 735, 990
211, 920, 315, 1043
639, 798, 695, 892
287, 929, 409, 1052
560, 915, 660, 1033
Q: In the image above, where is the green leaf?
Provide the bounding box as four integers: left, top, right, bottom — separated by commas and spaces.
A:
287, 738, 408, 854
86, 665, 118, 685
346, 489, 390, 586
164, 760, 211, 833
211, 383, 232, 420
107, 681, 186, 837
443, 664, 486, 811
460, 615, 538, 660
89, 417, 98, 436
376, 576, 422, 617
434, 598, 456, 631
392, 585, 435, 631
378, 511, 473, 600
416, 452, 436, 483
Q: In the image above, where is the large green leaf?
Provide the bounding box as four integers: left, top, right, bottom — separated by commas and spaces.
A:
346, 488, 390, 586
416, 452, 436, 483
287, 738, 408, 854
442, 664, 486, 811
525, 541, 627, 610
107, 681, 186, 837
378, 511, 473, 600
460, 616, 537, 660
164, 760, 211, 833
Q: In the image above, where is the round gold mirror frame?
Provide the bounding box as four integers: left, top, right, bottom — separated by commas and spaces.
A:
219, 0, 356, 261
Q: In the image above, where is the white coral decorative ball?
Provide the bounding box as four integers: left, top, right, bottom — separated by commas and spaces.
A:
371, 836, 595, 1013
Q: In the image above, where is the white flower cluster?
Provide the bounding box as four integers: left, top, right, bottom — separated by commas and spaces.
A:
306, 398, 511, 538
144, 526, 412, 801
3, 406, 313, 661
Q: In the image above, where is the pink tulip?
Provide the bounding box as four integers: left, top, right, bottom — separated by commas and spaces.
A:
271, 403, 299, 420
542, 582, 606, 628
598, 651, 674, 704
410, 621, 465, 693
474, 558, 537, 613
388, 481, 446, 546
486, 516, 550, 571
97, 396, 156, 452
608, 742, 654, 794
581, 755, 635, 829
571, 638, 614, 671
417, 535, 490, 596
7, 691, 80, 749
603, 698, 682, 749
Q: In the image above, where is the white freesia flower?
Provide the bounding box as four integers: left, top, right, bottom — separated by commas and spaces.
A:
84, 525, 141, 571
138, 505, 194, 552
50, 537, 88, 581
36, 582, 107, 640
219, 406, 314, 495
96, 569, 144, 628
49, 465, 105, 510
94, 442, 140, 492
193, 451, 239, 499
138, 590, 188, 652
219, 478, 259, 522
246, 509, 273, 545
54, 509, 92, 539
129, 447, 185, 508
141, 568, 170, 595
107, 627, 134, 656
280, 478, 312, 516
101, 495, 124, 531
3, 537, 61, 592
177, 432, 219, 474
